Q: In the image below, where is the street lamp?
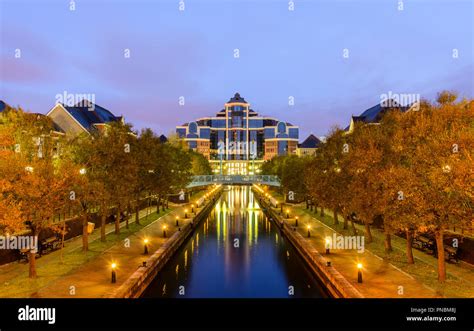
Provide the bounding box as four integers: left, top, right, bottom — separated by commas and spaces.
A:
79, 168, 86, 175
357, 263, 363, 283
25, 166, 34, 173
143, 239, 149, 255
111, 263, 117, 283
325, 237, 331, 254
162, 225, 167, 238
307, 225, 311, 238
295, 216, 298, 227
175, 216, 179, 226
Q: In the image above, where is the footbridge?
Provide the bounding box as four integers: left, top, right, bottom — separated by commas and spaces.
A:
187, 175, 280, 188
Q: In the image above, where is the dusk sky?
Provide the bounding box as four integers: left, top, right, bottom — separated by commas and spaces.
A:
1, 0, 472, 138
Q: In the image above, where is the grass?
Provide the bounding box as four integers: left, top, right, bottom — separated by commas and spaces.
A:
0, 209, 170, 298
300, 207, 474, 298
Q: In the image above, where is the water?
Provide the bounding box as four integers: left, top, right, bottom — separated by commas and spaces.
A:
142, 186, 327, 298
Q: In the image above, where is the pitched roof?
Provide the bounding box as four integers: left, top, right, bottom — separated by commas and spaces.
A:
0, 100, 10, 112
298, 134, 321, 148
228, 92, 248, 104
159, 134, 168, 143
345, 99, 413, 130
61, 100, 121, 130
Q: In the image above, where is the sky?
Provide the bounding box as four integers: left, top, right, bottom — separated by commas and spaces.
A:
1, 0, 473, 139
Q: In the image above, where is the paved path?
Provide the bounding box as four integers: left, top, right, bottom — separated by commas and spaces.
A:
0, 190, 213, 298
262, 197, 438, 298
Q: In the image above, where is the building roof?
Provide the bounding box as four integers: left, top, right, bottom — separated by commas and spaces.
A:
159, 134, 168, 143
298, 134, 321, 148
61, 101, 122, 130
228, 92, 248, 104
0, 100, 10, 112
345, 99, 412, 130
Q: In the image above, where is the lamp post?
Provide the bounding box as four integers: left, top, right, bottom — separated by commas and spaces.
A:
357, 263, 363, 283
184, 209, 188, 218
295, 216, 298, 227
307, 225, 311, 238
111, 263, 117, 283
286, 209, 290, 219
162, 225, 167, 238
176, 216, 179, 227
325, 238, 331, 254
191, 204, 195, 214
143, 239, 149, 255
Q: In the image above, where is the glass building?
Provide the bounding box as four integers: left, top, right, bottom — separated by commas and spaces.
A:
176, 93, 299, 175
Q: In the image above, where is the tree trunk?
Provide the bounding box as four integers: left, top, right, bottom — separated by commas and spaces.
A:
82, 213, 89, 252
364, 222, 373, 243
333, 209, 339, 225
115, 206, 121, 235
435, 230, 446, 282
343, 214, 348, 230
384, 230, 392, 253
320, 207, 324, 217
406, 229, 414, 264
351, 218, 357, 235
29, 229, 38, 278
100, 213, 106, 242
135, 203, 140, 225
126, 203, 131, 229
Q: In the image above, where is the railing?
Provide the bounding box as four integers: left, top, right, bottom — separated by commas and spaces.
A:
187, 175, 280, 187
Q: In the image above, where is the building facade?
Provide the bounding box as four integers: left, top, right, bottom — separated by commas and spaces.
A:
176, 93, 299, 175
296, 134, 321, 156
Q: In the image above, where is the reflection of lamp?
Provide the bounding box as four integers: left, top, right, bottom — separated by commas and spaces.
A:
357, 263, 363, 283
111, 263, 117, 283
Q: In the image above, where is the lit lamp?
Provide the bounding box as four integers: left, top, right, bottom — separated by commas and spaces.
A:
184, 209, 188, 218
325, 237, 331, 254
191, 204, 195, 214
357, 263, 363, 283
162, 225, 167, 238
111, 263, 117, 283
143, 239, 149, 255
295, 216, 299, 227
307, 225, 311, 238
286, 209, 290, 219
176, 216, 179, 226
79, 168, 86, 175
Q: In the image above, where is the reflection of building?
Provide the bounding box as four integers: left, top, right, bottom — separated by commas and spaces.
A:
176, 93, 299, 175
296, 134, 321, 156
46, 101, 124, 136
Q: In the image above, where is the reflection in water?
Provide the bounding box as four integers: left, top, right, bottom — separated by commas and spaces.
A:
142, 186, 326, 298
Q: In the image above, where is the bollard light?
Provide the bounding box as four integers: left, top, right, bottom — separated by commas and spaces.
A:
325, 237, 331, 254
163, 225, 167, 238
295, 216, 299, 227
286, 209, 290, 219
143, 238, 149, 255
307, 225, 311, 238
111, 263, 117, 283
191, 204, 195, 214
176, 216, 179, 226
184, 209, 188, 218
357, 263, 363, 283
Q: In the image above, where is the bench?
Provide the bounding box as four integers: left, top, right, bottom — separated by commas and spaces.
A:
443, 245, 459, 263
413, 235, 435, 253
40, 236, 61, 255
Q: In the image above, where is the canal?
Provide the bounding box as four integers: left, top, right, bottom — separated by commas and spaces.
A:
142, 186, 327, 298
